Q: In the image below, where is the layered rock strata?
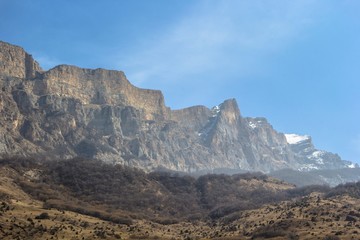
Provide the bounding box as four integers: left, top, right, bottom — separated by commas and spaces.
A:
0, 41, 355, 173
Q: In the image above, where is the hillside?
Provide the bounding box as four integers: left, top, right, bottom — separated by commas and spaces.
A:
0, 157, 295, 222
1, 157, 360, 239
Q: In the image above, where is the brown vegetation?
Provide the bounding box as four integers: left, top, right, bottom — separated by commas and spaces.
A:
1, 157, 360, 239
3, 157, 297, 222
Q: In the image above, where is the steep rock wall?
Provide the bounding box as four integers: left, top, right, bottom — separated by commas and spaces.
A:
0, 41, 42, 79
0, 41, 356, 173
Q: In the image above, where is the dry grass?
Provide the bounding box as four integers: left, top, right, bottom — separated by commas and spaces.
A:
1, 161, 360, 239
2, 183, 360, 239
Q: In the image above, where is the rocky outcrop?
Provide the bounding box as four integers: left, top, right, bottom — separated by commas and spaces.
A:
0, 41, 42, 79
284, 134, 356, 171
35, 65, 170, 120
0, 41, 356, 174
171, 105, 211, 131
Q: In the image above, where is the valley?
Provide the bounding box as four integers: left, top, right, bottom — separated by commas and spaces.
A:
1, 157, 360, 239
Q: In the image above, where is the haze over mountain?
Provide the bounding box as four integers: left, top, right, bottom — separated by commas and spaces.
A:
0, 41, 358, 187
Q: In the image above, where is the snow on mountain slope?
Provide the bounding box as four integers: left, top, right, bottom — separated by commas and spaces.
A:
285, 134, 310, 145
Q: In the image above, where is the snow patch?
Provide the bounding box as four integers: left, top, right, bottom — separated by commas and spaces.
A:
211, 105, 221, 117
213, 105, 220, 111
249, 121, 256, 129
306, 151, 325, 164
348, 163, 356, 168
311, 150, 325, 158
285, 134, 310, 144
315, 158, 324, 165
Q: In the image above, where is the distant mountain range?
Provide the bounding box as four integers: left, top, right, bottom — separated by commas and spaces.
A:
0, 40, 358, 186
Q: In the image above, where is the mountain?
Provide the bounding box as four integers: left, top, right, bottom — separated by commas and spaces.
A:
284, 133, 355, 171
0, 40, 357, 176
2, 41, 360, 239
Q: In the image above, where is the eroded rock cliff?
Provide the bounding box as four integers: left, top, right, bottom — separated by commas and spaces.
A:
0, 41, 42, 79
0, 41, 355, 173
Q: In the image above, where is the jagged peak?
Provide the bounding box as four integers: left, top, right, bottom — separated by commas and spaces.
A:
219, 98, 239, 110
215, 98, 241, 126
171, 99, 241, 129
1, 40, 357, 177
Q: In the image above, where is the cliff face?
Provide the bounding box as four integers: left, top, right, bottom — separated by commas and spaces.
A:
0, 41, 356, 173
0, 41, 42, 79
36, 65, 170, 120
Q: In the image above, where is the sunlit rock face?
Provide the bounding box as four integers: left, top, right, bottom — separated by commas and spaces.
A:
0, 41, 356, 173
0, 41, 42, 79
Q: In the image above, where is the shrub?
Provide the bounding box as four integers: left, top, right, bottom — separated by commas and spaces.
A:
323, 235, 340, 240
35, 212, 50, 219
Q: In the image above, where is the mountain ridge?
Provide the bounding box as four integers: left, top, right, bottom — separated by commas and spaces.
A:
0, 40, 357, 176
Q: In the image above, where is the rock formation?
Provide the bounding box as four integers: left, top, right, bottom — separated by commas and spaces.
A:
284, 134, 355, 171
0, 41, 356, 173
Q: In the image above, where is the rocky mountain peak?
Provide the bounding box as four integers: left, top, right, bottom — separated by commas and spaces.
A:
219, 98, 240, 112
284, 133, 357, 171
285, 134, 311, 145
0, 41, 357, 176
202, 99, 242, 146
0, 41, 42, 79
217, 98, 241, 125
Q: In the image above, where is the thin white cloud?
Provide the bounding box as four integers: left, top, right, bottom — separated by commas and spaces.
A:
32, 52, 61, 70
119, 0, 321, 85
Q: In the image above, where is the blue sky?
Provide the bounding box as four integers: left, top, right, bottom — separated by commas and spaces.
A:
1, 0, 359, 164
